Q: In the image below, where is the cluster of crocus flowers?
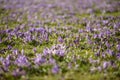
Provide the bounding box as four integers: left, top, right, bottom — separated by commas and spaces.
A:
0, 0, 120, 79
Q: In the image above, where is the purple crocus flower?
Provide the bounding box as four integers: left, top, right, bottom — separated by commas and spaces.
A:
6, 29, 13, 33
107, 49, 115, 56
1, 55, 11, 72
25, 35, 32, 42
36, 27, 46, 34
116, 44, 120, 51
29, 28, 36, 33
33, 48, 37, 53
93, 34, 98, 39
52, 64, 59, 74
86, 22, 93, 32
113, 23, 119, 29
74, 37, 79, 45
98, 32, 104, 38
58, 36, 64, 43
2, 58, 10, 67
102, 20, 108, 24
105, 30, 111, 36
102, 53, 106, 58
0, 37, 2, 43
105, 41, 110, 48
7, 45, 12, 50
103, 61, 110, 69
12, 49, 18, 55
14, 27, 20, 33
12, 68, 26, 77
95, 51, 100, 57
34, 54, 46, 65
15, 55, 30, 67
23, 32, 32, 42
0, 57, 4, 62
51, 44, 66, 56
79, 29, 84, 33
56, 50, 65, 57
44, 34, 49, 42
49, 58, 56, 64
89, 58, 99, 64
43, 48, 50, 56
86, 26, 92, 32
116, 53, 120, 59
